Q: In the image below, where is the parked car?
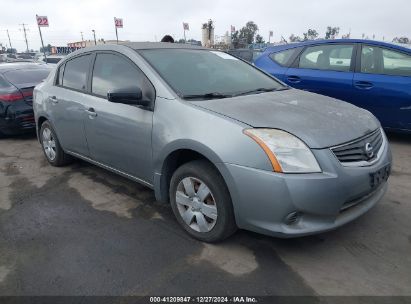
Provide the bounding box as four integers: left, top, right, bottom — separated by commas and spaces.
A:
227, 48, 263, 63
0, 63, 52, 136
36, 54, 66, 64
34, 43, 391, 242
0, 54, 9, 63
254, 39, 411, 132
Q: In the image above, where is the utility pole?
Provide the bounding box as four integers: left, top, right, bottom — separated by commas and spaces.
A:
19, 23, 29, 52
92, 29, 97, 45
6, 30, 13, 53
80, 31, 84, 41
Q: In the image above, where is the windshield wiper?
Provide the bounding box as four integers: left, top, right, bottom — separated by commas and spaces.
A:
182, 92, 232, 100
233, 86, 289, 97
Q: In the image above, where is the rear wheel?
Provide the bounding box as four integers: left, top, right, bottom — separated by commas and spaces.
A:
40, 121, 72, 166
169, 160, 237, 242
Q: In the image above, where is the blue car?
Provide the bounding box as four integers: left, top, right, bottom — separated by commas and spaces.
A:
254, 39, 411, 132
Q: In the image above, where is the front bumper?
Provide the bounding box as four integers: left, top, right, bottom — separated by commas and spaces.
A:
216, 132, 392, 238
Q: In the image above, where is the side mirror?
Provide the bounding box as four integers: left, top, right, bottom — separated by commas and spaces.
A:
107, 87, 150, 106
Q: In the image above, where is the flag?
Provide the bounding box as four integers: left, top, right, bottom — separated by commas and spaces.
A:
183, 23, 189, 31
269, 30, 273, 37
231, 25, 235, 33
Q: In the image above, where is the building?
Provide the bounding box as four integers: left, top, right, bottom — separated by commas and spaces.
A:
202, 20, 215, 47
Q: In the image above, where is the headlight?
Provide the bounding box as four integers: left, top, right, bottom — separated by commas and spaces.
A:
244, 129, 321, 173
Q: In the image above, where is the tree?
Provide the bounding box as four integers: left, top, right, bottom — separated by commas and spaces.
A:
231, 30, 240, 48
255, 34, 265, 44
40, 44, 52, 53
239, 21, 259, 44
289, 34, 302, 42
393, 37, 410, 44
325, 26, 340, 39
303, 29, 319, 41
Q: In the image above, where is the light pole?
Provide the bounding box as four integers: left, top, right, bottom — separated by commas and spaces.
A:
92, 30, 97, 45
19, 23, 29, 52
6, 30, 13, 53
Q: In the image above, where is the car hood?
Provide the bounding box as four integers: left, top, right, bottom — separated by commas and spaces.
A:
193, 89, 380, 149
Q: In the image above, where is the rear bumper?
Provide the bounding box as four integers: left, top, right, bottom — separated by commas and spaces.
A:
216, 132, 392, 238
0, 102, 35, 135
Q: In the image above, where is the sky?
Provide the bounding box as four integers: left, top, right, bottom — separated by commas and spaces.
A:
0, 0, 410, 52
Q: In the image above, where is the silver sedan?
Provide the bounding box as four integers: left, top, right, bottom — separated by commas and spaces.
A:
33, 43, 392, 242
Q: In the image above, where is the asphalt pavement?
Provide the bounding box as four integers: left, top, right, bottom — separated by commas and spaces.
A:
0, 132, 410, 296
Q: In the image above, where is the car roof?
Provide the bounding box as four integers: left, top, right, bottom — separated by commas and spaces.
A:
125, 42, 206, 50
60, 42, 209, 63
265, 39, 411, 53
0, 62, 52, 74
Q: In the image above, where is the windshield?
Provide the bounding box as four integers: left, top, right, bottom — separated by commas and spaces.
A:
4, 69, 50, 86
139, 49, 284, 98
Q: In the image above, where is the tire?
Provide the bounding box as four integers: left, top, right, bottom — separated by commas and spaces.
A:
169, 160, 237, 242
39, 120, 72, 166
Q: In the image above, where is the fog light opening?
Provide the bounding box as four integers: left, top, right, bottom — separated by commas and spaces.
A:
285, 211, 301, 225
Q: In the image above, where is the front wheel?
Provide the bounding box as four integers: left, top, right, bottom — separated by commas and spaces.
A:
40, 121, 72, 166
169, 160, 237, 242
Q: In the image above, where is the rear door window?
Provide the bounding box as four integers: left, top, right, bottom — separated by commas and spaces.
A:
299, 44, 354, 72
62, 54, 92, 91
361, 45, 411, 76
269, 48, 299, 67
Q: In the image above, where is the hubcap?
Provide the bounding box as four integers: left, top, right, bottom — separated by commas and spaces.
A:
175, 177, 217, 233
42, 127, 56, 161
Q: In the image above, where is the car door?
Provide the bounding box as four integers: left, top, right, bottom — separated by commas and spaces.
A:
46, 54, 93, 156
82, 52, 155, 183
352, 45, 411, 130
284, 43, 356, 102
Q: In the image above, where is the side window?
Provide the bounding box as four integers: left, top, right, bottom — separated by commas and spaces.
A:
269, 48, 297, 67
299, 44, 354, 72
362, 46, 411, 76
91, 53, 155, 101
56, 64, 65, 86
62, 54, 92, 91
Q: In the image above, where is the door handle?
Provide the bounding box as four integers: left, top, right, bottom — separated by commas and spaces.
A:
354, 81, 374, 90
49, 96, 58, 104
287, 75, 302, 83
85, 107, 97, 117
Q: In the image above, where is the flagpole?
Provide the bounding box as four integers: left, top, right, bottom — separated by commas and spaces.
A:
114, 17, 118, 44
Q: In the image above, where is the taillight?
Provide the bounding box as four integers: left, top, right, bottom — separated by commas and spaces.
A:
22, 91, 33, 98
0, 92, 24, 102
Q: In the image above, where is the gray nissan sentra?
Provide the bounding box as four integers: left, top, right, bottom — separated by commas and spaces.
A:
33, 43, 392, 242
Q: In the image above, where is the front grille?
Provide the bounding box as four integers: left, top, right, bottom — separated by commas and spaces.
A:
331, 129, 384, 165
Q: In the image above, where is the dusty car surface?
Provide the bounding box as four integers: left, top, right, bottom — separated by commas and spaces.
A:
33, 43, 392, 242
